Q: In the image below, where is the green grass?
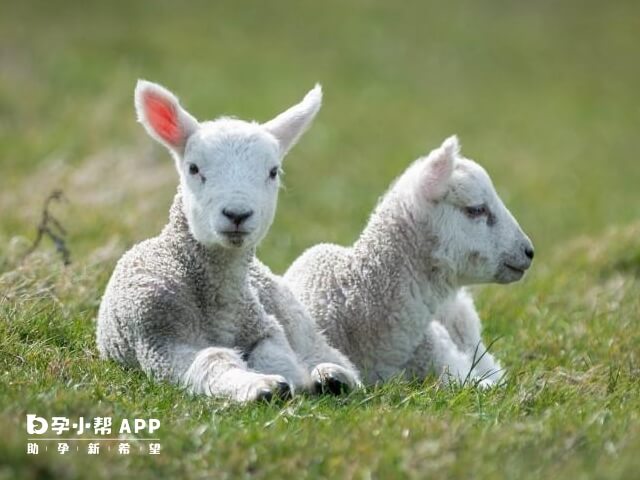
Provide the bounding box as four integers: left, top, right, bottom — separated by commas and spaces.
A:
1, 1, 639, 478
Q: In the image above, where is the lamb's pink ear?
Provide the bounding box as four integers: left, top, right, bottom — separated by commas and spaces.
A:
422, 135, 459, 200
263, 84, 322, 156
134, 80, 198, 156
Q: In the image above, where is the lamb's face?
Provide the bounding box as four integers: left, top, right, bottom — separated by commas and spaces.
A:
134, 80, 322, 250
440, 159, 534, 284
409, 136, 534, 285
180, 122, 281, 248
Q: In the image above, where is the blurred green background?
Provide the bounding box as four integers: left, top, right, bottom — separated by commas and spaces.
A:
1, 1, 639, 479
1, 0, 638, 270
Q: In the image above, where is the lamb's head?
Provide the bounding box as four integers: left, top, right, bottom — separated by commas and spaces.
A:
134, 80, 322, 249
400, 136, 534, 285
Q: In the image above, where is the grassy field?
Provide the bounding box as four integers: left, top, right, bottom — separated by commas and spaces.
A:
1, 1, 639, 478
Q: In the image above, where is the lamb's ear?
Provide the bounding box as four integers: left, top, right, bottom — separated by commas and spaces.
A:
263, 84, 322, 156
422, 135, 459, 200
134, 80, 199, 156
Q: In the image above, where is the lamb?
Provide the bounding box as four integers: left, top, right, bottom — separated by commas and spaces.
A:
97, 80, 360, 402
285, 136, 534, 387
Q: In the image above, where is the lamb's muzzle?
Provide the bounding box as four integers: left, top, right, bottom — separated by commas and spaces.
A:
222, 208, 254, 227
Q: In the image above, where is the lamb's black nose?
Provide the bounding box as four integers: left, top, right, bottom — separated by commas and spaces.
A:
222, 208, 253, 226
524, 246, 534, 260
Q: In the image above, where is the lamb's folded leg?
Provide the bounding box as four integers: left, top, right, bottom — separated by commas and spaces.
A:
272, 299, 362, 394
115, 291, 295, 402
434, 289, 504, 385
403, 322, 494, 388
138, 340, 292, 402
250, 260, 362, 394
181, 346, 293, 401
244, 321, 310, 395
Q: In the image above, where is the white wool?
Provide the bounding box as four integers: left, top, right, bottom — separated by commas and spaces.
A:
97, 80, 360, 403
285, 136, 534, 386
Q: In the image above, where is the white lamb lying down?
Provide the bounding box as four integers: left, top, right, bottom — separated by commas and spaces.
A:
97, 80, 360, 402
285, 136, 534, 387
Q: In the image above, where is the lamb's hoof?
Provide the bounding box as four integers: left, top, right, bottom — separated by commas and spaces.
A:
255, 382, 292, 403
314, 375, 348, 396
276, 381, 293, 400
256, 389, 274, 402
311, 363, 361, 396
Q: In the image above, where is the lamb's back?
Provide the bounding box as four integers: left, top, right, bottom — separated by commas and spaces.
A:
285, 240, 418, 378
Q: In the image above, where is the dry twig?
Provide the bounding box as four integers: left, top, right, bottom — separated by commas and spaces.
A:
23, 190, 71, 265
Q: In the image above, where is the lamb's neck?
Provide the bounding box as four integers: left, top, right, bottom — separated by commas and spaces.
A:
163, 190, 254, 284
352, 197, 457, 315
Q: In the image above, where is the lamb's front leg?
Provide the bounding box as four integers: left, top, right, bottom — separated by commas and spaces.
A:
243, 321, 309, 395
181, 345, 292, 402
132, 301, 294, 402
273, 298, 362, 395
403, 322, 494, 388
134, 340, 292, 402
434, 289, 504, 385
250, 260, 361, 394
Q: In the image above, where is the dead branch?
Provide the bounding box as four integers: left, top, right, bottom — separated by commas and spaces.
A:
23, 189, 71, 265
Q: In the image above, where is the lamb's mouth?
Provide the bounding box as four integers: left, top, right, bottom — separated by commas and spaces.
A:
503, 263, 525, 276
220, 231, 250, 247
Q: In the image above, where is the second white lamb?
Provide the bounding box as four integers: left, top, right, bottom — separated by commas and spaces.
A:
285, 136, 534, 387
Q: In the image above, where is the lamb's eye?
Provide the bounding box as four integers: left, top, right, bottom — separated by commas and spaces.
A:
269, 166, 279, 180
464, 205, 487, 218
188, 163, 199, 175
